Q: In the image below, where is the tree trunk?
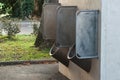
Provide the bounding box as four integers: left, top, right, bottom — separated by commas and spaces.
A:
32, 0, 44, 20
34, 26, 43, 47
34, 0, 44, 47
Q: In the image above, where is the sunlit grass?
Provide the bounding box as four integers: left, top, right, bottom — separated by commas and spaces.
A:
0, 35, 51, 62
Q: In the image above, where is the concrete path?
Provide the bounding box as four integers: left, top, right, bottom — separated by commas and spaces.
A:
0, 63, 69, 80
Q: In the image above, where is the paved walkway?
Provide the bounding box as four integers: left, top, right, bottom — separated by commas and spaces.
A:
0, 63, 69, 80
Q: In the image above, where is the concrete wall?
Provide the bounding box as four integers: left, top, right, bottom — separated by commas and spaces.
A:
59, 60, 100, 80
59, 0, 101, 80
59, 0, 100, 10
101, 0, 120, 80
59, 0, 120, 80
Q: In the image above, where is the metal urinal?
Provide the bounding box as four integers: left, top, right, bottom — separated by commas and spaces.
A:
76, 10, 99, 59
49, 43, 69, 66
56, 6, 77, 47
67, 10, 99, 72
42, 3, 61, 40
49, 6, 77, 67
67, 44, 91, 72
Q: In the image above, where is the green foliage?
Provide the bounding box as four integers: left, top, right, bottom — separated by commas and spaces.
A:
20, 0, 34, 19
0, 0, 18, 16
33, 23, 39, 35
12, 0, 21, 17
1, 18, 20, 39
0, 3, 4, 14
0, 0, 45, 19
0, 0, 13, 14
0, 0, 35, 19
0, 28, 2, 36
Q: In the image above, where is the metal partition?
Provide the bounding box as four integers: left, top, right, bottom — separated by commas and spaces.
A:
42, 3, 61, 40
49, 44, 69, 66
56, 6, 77, 47
76, 10, 99, 59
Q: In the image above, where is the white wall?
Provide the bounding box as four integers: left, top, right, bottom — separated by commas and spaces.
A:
101, 0, 120, 80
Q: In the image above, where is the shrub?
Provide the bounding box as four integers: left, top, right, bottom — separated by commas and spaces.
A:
1, 18, 20, 39
32, 23, 39, 35
0, 25, 2, 36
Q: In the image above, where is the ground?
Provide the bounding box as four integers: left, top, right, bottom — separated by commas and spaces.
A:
0, 35, 51, 61
0, 63, 69, 80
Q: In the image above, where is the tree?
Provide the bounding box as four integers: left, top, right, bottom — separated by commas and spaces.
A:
20, 0, 34, 19
0, 0, 35, 19
0, 0, 16, 14
32, 0, 44, 20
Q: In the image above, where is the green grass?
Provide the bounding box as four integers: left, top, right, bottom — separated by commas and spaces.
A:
0, 35, 51, 62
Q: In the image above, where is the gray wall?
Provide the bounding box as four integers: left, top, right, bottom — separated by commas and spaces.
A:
101, 0, 120, 80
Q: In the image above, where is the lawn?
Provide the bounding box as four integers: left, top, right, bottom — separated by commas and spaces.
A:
0, 35, 51, 62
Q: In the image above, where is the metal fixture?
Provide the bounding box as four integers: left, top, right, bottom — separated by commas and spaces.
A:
76, 10, 99, 59
56, 6, 77, 47
67, 44, 91, 72
50, 44, 69, 66
42, 3, 61, 39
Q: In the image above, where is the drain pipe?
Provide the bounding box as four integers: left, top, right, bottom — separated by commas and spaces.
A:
67, 44, 91, 72
50, 44, 69, 67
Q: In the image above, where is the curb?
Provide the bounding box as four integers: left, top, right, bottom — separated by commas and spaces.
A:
0, 59, 58, 66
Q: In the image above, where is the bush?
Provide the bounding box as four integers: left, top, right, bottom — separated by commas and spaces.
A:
1, 18, 20, 39
33, 23, 39, 35
0, 29, 2, 36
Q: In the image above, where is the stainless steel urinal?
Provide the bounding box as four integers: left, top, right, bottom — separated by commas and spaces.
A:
76, 10, 99, 59
42, 3, 61, 40
67, 10, 99, 72
56, 6, 77, 47
50, 43, 69, 66
67, 44, 91, 72
49, 6, 77, 67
